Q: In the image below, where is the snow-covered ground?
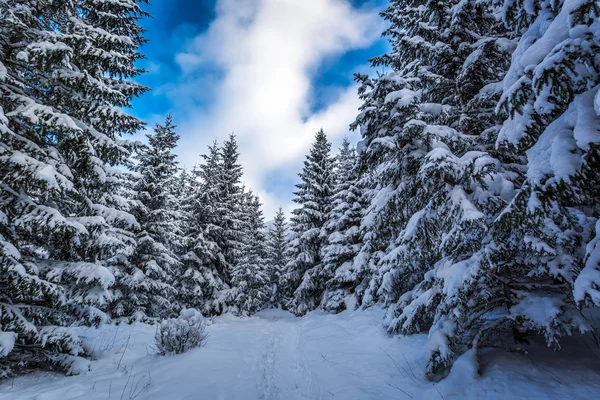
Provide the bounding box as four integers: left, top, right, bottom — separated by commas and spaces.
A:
1, 308, 599, 400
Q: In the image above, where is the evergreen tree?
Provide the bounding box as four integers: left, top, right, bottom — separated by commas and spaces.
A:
321, 139, 366, 312
497, 0, 600, 310
266, 208, 289, 307
450, 0, 600, 373
218, 134, 245, 282
228, 192, 270, 315
349, 0, 517, 379
178, 138, 271, 315
174, 168, 193, 202
179, 143, 227, 315
285, 129, 336, 315
101, 169, 139, 321
392, 0, 600, 379
389, 0, 600, 379
0, 0, 148, 375
349, 64, 427, 309
126, 116, 182, 320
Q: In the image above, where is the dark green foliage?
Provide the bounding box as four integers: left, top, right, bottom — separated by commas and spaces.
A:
0, 0, 148, 376
285, 129, 336, 315
267, 208, 289, 307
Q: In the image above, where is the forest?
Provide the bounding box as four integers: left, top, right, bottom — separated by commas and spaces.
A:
1, 0, 600, 397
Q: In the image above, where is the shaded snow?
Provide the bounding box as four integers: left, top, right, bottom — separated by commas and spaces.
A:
575, 219, 600, 306
510, 296, 564, 328
1, 309, 599, 399
0, 332, 16, 358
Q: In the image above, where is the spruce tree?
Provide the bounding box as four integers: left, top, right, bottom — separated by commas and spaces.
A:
126, 116, 182, 320
470, 0, 600, 366
218, 134, 245, 282
321, 139, 366, 312
0, 0, 148, 374
497, 0, 600, 307
349, 0, 517, 378
392, 0, 600, 378
228, 192, 270, 315
396, 0, 600, 378
285, 129, 336, 315
174, 168, 193, 203
266, 208, 289, 307
179, 143, 227, 315
349, 66, 427, 309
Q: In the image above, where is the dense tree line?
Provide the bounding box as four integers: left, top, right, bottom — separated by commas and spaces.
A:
280, 0, 600, 380
1, 0, 599, 382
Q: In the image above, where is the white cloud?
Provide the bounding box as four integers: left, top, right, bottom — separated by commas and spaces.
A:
166, 0, 382, 218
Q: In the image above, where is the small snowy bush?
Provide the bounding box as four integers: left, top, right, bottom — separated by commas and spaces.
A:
154, 309, 208, 355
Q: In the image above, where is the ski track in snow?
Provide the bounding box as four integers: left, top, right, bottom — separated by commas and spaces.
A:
291, 322, 322, 400
257, 323, 282, 400
1, 308, 600, 400
256, 316, 322, 400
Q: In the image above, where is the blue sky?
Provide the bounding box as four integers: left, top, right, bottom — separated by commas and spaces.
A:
131, 0, 388, 218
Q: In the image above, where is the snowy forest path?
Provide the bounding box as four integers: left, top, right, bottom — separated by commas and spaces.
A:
2, 308, 600, 400
286, 320, 324, 400
254, 311, 324, 400
256, 320, 283, 400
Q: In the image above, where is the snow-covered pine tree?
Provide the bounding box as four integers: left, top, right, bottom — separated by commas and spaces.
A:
126, 115, 182, 320
266, 207, 289, 307
218, 134, 245, 283
174, 168, 193, 203
349, 0, 520, 378
285, 129, 336, 315
228, 191, 270, 315
172, 166, 192, 285
0, 0, 148, 374
178, 143, 228, 315
321, 138, 366, 312
487, 0, 600, 360
99, 166, 139, 322
348, 65, 424, 310
180, 134, 246, 314
0, 212, 74, 377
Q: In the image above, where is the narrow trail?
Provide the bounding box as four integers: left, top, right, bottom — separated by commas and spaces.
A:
291, 322, 323, 400
256, 315, 323, 400
257, 323, 283, 400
